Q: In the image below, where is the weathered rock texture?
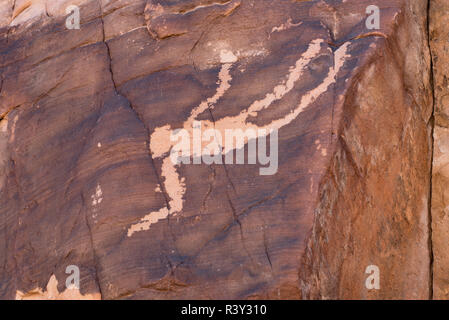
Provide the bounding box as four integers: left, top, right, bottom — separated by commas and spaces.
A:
430, 0, 449, 300
301, 0, 433, 299
0, 0, 437, 299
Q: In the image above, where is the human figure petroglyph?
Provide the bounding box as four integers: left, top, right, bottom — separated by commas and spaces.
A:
127, 38, 351, 237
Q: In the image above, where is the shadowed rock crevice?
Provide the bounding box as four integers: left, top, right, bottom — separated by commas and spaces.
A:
98, 2, 173, 213
426, 0, 435, 300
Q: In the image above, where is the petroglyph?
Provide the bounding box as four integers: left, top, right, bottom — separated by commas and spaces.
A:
271, 19, 302, 34
127, 38, 351, 237
91, 184, 103, 207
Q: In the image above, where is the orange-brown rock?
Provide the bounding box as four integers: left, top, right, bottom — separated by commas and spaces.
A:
430, 0, 449, 300
0, 0, 436, 299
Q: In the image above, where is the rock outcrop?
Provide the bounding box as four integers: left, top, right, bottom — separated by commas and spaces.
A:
0, 0, 441, 299
430, 0, 449, 300
301, 0, 433, 299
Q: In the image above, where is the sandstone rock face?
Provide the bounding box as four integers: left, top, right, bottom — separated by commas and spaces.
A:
0, 0, 436, 299
302, 0, 434, 299
430, 0, 449, 300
